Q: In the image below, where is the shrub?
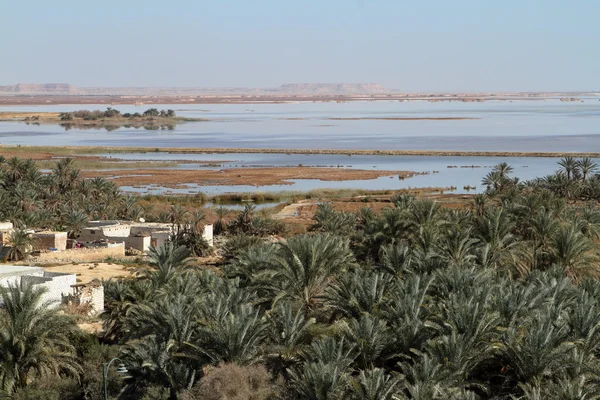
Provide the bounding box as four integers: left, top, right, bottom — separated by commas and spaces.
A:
180, 363, 279, 400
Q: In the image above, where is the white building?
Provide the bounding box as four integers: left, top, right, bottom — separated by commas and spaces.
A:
0, 265, 76, 308
78, 221, 214, 252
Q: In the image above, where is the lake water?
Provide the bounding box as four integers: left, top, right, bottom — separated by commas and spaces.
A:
1, 100, 599, 151
107, 152, 569, 195
1, 100, 598, 194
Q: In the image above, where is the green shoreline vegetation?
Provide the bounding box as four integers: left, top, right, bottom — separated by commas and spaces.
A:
58, 107, 177, 121
0, 108, 208, 131
4, 156, 600, 397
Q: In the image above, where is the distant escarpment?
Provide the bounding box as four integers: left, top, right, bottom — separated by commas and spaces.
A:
0, 83, 77, 94
274, 83, 389, 95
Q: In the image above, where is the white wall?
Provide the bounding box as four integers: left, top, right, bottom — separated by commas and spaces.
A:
203, 224, 214, 247
0, 222, 13, 230
0, 271, 76, 309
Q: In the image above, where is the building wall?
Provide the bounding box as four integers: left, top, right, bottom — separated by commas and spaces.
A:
124, 236, 151, 252
0, 269, 76, 309
72, 283, 104, 314
0, 268, 44, 288
32, 232, 68, 251
0, 222, 14, 230
79, 225, 131, 242
87, 221, 120, 227
21, 272, 77, 308
30, 243, 125, 263
203, 224, 214, 247
150, 231, 171, 248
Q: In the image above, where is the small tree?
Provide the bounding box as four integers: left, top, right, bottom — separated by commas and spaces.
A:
4, 228, 33, 261
143, 108, 160, 117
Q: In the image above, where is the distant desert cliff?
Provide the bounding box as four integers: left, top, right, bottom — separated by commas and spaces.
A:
0, 83, 392, 96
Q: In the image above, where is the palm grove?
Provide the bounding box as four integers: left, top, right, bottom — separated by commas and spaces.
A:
3, 156, 600, 398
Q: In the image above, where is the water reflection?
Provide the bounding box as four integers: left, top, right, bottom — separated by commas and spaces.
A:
60, 123, 176, 131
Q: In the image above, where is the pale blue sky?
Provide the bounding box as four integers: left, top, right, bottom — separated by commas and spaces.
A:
1, 0, 598, 91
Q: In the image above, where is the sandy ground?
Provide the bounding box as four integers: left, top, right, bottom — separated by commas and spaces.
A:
44, 262, 135, 284
82, 167, 418, 188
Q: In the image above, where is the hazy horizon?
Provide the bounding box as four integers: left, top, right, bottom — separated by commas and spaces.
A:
2, 0, 599, 92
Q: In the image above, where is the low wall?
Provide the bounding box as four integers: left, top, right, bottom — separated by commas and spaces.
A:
72, 283, 104, 314
30, 243, 125, 263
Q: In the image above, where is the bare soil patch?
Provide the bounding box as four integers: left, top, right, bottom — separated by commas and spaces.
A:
44, 262, 135, 284
82, 167, 417, 188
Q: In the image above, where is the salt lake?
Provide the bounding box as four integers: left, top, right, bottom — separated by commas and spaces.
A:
1, 100, 599, 193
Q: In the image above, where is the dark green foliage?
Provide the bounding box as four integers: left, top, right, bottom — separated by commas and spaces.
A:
0, 157, 135, 231
8, 159, 600, 399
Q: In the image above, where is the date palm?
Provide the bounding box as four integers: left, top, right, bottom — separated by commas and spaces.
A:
213, 206, 230, 235
0, 283, 80, 394
324, 269, 394, 318
288, 360, 349, 400
123, 292, 203, 398
266, 302, 316, 377
499, 310, 575, 384
385, 275, 437, 357
348, 368, 401, 400
437, 228, 479, 268
140, 243, 191, 286
342, 315, 391, 369
63, 208, 88, 239
197, 303, 268, 365
558, 156, 579, 181
4, 229, 32, 261
578, 157, 598, 182
261, 234, 355, 313
550, 226, 597, 277
396, 353, 458, 400
474, 207, 519, 269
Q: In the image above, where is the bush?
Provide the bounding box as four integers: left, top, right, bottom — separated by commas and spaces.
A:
180, 363, 279, 400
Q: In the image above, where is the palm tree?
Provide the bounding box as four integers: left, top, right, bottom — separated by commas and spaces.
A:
499, 310, 574, 384
348, 368, 401, 400
437, 229, 479, 268
474, 207, 519, 270
288, 360, 349, 400
259, 234, 355, 313
139, 243, 191, 285
266, 302, 315, 378
324, 269, 394, 319
0, 283, 80, 394
197, 303, 268, 365
550, 226, 597, 277
342, 315, 391, 369
558, 156, 579, 180
63, 208, 88, 239
472, 194, 487, 217
123, 292, 204, 399
4, 229, 32, 261
578, 157, 598, 182
396, 353, 458, 400
213, 206, 230, 235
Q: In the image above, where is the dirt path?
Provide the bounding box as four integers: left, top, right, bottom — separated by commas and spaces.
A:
273, 200, 313, 219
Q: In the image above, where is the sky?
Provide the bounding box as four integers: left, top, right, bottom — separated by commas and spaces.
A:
1, 0, 599, 92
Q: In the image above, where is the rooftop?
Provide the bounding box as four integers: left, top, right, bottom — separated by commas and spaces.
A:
0, 265, 43, 278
